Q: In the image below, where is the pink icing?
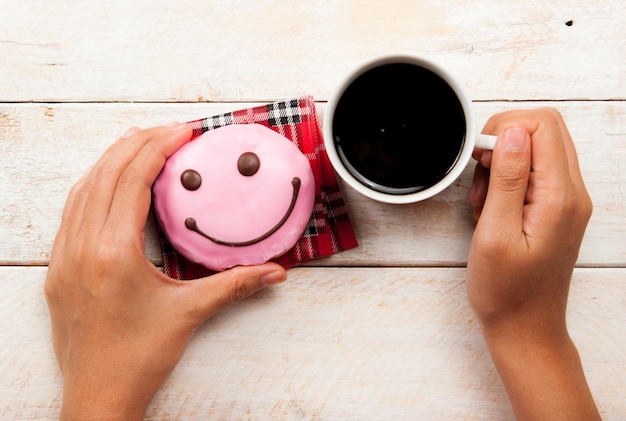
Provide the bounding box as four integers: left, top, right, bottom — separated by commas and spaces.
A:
153, 124, 315, 271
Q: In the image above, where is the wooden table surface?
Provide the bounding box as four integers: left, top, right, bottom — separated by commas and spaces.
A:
1, 1, 625, 419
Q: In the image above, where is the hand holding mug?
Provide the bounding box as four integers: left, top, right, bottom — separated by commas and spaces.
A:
466, 108, 599, 420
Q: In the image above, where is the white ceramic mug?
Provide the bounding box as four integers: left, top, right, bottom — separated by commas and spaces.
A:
324, 54, 496, 204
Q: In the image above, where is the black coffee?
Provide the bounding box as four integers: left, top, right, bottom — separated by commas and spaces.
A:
332, 63, 466, 194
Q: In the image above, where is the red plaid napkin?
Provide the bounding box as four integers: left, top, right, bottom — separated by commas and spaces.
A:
158, 96, 358, 280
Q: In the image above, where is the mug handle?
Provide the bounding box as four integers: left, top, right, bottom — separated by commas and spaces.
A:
476, 133, 497, 150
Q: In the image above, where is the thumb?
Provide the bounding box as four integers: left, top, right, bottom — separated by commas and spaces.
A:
479, 126, 531, 234
183, 262, 287, 325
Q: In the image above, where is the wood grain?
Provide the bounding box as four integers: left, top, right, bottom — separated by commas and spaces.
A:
1, 267, 624, 420
0, 0, 624, 102
1, 102, 625, 267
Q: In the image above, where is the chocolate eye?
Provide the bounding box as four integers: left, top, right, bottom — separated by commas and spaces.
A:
237, 152, 260, 176
181, 169, 202, 191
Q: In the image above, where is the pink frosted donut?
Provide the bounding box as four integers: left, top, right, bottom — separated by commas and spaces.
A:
153, 124, 315, 271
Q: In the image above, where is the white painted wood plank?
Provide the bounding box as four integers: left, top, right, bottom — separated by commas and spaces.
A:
1, 102, 625, 266
0, 267, 623, 420
0, 0, 624, 102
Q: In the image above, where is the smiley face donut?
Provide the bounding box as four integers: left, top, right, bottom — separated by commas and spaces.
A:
153, 124, 315, 271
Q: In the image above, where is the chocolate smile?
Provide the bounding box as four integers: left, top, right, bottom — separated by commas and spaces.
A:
185, 177, 302, 247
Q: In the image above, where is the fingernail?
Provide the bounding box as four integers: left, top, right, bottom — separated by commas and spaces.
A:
261, 270, 287, 286
164, 121, 180, 128
501, 127, 527, 151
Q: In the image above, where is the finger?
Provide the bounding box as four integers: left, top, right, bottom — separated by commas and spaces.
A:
53, 167, 93, 255
473, 205, 483, 221
553, 110, 587, 190
469, 162, 489, 209
120, 126, 142, 139
472, 148, 493, 167
67, 129, 139, 237
181, 263, 288, 327
485, 109, 571, 189
81, 124, 182, 237
472, 148, 485, 161
556, 117, 593, 222
479, 126, 531, 236
479, 150, 493, 169
105, 123, 192, 237
529, 109, 573, 191
526, 110, 593, 227
482, 109, 532, 134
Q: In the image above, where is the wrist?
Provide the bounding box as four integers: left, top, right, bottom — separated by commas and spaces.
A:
479, 311, 569, 350
482, 320, 575, 378
60, 377, 151, 421
481, 321, 600, 420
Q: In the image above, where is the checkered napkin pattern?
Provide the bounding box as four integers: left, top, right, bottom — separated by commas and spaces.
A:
159, 96, 359, 280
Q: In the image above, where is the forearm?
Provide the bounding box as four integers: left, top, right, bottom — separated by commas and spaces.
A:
483, 327, 601, 421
